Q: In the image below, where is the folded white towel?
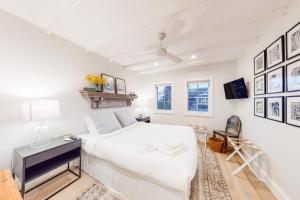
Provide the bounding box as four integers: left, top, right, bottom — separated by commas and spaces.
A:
137, 144, 157, 154
162, 142, 184, 150
159, 143, 187, 156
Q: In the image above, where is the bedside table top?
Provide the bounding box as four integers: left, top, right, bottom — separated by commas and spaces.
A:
13, 135, 80, 158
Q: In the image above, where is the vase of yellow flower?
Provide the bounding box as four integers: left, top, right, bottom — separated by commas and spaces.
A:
84, 74, 106, 92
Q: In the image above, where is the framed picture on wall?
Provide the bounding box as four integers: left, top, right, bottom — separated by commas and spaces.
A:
267, 66, 284, 94
266, 36, 285, 69
254, 50, 266, 75
101, 74, 115, 93
254, 74, 266, 95
286, 59, 300, 92
254, 98, 266, 118
286, 96, 300, 127
266, 97, 284, 122
115, 78, 126, 94
286, 22, 300, 60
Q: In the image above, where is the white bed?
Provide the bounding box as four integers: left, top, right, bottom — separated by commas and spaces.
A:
79, 122, 198, 200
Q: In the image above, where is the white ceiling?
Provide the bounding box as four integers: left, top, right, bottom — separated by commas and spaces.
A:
0, 0, 293, 73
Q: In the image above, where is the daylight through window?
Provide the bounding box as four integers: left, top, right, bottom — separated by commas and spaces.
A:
155, 83, 173, 111
187, 80, 210, 113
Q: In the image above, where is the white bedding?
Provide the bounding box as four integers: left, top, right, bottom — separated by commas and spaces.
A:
79, 122, 198, 193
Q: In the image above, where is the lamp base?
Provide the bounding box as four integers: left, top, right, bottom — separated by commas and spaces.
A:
31, 121, 52, 149
31, 139, 51, 148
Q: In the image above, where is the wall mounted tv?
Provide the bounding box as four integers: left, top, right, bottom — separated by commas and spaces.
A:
224, 78, 248, 99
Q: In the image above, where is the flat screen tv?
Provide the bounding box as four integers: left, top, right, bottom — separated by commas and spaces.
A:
224, 78, 248, 99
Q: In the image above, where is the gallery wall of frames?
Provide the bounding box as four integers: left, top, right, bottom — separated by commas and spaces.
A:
254, 21, 300, 128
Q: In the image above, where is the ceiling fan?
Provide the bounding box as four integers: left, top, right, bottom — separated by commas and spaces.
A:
132, 32, 183, 64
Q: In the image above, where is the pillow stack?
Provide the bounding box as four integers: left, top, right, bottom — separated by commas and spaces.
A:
115, 110, 137, 127
86, 110, 137, 135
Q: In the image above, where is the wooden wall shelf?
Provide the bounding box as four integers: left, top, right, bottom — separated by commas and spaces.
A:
80, 90, 138, 109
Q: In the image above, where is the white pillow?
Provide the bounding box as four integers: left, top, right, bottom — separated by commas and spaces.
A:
91, 112, 122, 135
115, 110, 137, 127
85, 117, 98, 135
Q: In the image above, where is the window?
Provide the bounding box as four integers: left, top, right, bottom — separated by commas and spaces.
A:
155, 83, 173, 113
185, 79, 213, 116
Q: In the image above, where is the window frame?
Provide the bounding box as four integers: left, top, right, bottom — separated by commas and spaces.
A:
154, 82, 174, 114
184, 78, 214, 117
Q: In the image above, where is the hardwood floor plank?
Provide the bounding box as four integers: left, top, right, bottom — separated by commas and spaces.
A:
215, 150, 276, 200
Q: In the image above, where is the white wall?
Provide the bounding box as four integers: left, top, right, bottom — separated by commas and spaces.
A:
140, 61, 237, 131
235, 1, 300, 200
0, 9, 140, 169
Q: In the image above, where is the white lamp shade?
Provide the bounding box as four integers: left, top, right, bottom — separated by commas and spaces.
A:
22, 100, 60, 121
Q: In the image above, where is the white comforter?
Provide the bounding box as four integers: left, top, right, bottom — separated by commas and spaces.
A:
79, 122, 198, 192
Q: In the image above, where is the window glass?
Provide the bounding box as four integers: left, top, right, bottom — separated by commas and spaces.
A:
187, 81, 209, 112
155, 84, 172, 111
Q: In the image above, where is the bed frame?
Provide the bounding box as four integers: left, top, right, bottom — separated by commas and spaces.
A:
81, 151, 191, 200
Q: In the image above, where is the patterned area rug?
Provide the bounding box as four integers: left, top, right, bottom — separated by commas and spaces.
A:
76, 183, 126, 200
190, 144, 232, 200
77, 144, 232, 200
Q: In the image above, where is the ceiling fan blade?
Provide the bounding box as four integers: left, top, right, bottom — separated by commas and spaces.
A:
164, 19, 186, 45
167, 19, 186, 36
164, 52, 182, 63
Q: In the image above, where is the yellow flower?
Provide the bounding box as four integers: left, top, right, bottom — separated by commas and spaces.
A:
98, 77, 106, 85
85, 74, 106, 85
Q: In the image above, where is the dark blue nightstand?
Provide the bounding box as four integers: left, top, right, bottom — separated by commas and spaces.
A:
12, 135, 81, 198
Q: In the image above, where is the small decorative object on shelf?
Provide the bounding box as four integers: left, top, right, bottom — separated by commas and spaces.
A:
115, 77, 126, 94
84, 74, 106, 92
80, 90, 138, 109
101, 74, 115, 93
136, 116, 150, 123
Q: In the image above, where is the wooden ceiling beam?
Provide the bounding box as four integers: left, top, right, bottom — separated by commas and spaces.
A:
85, 0, 201, 52
46, 0, 84, 34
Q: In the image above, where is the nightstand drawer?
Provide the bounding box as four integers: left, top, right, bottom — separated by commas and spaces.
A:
25, 140, 80, 168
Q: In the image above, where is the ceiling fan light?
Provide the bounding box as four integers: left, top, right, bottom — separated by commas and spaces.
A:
191, 54, 197, 59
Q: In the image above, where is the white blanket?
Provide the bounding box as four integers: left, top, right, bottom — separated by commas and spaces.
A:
79, 122, 198, 192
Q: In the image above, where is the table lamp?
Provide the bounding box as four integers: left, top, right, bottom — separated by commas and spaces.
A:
22, 100, 60, 148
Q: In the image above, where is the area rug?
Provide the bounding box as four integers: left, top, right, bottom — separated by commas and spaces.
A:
77, 144, 232, 200
76, 183, 126, 200
190, 144, 232, 200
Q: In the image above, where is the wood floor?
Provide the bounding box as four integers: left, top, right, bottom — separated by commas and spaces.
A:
25, 148, 277, 200
215, 153, 277, 200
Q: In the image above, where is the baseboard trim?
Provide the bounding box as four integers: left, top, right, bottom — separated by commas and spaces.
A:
240, 150, 290, 200
254, 165, 290, 200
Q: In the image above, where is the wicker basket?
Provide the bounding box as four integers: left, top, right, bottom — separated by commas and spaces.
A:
208, 137, 224, 153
